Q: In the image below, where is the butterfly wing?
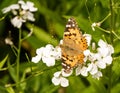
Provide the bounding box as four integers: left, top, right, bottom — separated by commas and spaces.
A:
61, 17, 88, 72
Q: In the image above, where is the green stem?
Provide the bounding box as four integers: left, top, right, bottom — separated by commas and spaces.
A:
96, 26, 110, 34
85, 0, 92, 23
112, 31, 120, 40
16, 28, 22, 91
108, 0, 114, 93
110, 0, 114, 44
100, 13, 111, 24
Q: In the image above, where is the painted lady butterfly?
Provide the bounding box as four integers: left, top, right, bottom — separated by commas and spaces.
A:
60, 17, 88, 73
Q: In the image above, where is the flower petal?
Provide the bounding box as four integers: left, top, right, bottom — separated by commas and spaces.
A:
80, 66, 88, 76
11, 16, 25, 28
54, 71, 61, 77
42, 56, 55, 66
87, 63, 98, 75
60, 77, 69, 87
92, 71, 102, 80
103, 56, 112, 65
31, 55, 41, 63
53, 46, 61, 59
84, 49, 90, 56
36, 47, 44, 55
83, 34, 92, 46
108, 45, 114, 54
62, 69, 73, 77
76, 66, 82, 76
26, 1, 38, 12
98, 39, 107, 48
2, 4, 19, 13
96, 60, 106, 69
97, 47, 109, 57
52, 77, 60, 86
91, 22, 96, 31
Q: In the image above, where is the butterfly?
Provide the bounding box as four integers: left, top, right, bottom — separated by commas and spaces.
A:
60, 17, 88, 73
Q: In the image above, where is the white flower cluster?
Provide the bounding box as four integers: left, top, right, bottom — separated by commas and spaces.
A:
32, 34, 114, 87
2, 0, 37, 28
32, 44, 61, 67
52, 69, 72, 87
76, 39, 114, 79
91, 22, 101, 31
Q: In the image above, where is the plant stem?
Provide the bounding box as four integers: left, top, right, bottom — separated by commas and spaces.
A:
108, 0, 114, 93
100, 13, 111, 24
110, 0, 114, 44
16, 28, 22, 91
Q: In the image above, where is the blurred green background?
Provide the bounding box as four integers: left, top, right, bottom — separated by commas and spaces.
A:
0, 0, 120, 93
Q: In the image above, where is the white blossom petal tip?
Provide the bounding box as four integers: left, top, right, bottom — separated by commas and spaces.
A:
31, 55, 41, 63
2, 4, 19, 14
52, 71, 69, 87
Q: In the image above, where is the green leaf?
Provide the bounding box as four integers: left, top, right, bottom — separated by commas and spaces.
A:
0, 55, 8, 69
7, 61, 17, 83
20, 69, 27, 91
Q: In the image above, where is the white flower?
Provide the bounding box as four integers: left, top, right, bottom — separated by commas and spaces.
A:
53, 46, 61, 59
76, 66, 88, 76
52, 76, 69, 87
18, 0, 37, 12
2, 4, 19, 14
98, 39, 114, 56
11, 16, 25, 28
31, 47, 44, 63
32, 44, 61, 67
84, 50, 90, 56
96, 59, 106, 69
92, 71, 102, 80
82, 39, 114, 80
31, 55, 41, 63
36, 47, 44, 55
41, 44, 57, 66
91, 22, 101, 31
88, 52, 97, 62
83, 49, 90, 62
103, 56, 113, 65
91, 23, 96, 31
2, 0, 37, 28
52, 70, 71, 87
42, 56, 55, 66
96, 39, 114, 66
87, 63, 98, 75
60, 40, 63, 44
22, 11, 35, 21
5, 37, 13, 45
83, 34, 92, 46
98, 39, 107, 48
